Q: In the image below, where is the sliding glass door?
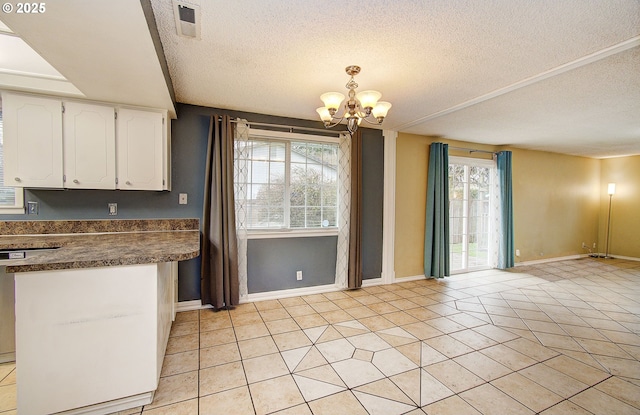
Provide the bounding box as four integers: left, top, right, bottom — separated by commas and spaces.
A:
449, 157, 495, 272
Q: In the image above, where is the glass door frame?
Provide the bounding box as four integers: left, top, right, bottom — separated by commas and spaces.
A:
449, 156, 496, 274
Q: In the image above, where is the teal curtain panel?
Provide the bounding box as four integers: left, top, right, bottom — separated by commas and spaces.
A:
497, 151, 514, 269
424, 142, 450, 278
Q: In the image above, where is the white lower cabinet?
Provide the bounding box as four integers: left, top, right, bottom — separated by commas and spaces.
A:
14, 263, 176, 415
0, 267, 15, 364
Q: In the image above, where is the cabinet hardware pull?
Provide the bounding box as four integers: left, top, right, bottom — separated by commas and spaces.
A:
126, 181, 132, 185
73, 179, 79, 184
14, 177, 21, 182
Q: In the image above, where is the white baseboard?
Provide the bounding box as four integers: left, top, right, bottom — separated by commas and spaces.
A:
587, 254, 640, 262
515, 253, 640, 266
176, 278, 416, 309
175, 300, 208, 312
54, 391, 153, 415
0, 351, 15, 364
515, 254, 583, 266
392, 274, 427, 282
175, 285, 345, 311
362, 277, 384, 287
246, 283, 343, 303
615, 255, 640, 261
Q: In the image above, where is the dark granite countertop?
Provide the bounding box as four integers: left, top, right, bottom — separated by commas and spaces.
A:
0, 219, 200, 273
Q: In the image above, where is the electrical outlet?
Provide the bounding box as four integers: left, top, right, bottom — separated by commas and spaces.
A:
582, 242, 587, 249
593, 243, 596, 249
108, 203, 117, 216
27, 201, 38, 215
296, 270, 303, 281
515, 249, 520, 257
179, 193, 188, 205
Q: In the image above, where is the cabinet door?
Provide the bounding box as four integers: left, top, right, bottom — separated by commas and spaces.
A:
116, 109, 163, 190
63, 102, 116, 189
2, 93, 63, 188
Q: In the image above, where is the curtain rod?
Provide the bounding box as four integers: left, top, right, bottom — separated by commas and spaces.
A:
448, 145, 498, 155
226, 119, 344, 137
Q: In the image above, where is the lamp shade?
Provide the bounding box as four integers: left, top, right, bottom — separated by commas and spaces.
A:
355, 90, 382, 109
316, 107, 332, 122
320, 92, 345, 111
372, 101, 392, 118
607, 183, 616, 195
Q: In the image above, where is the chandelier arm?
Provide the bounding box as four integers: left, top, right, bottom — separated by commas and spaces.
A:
359, 116, 382, 126
323, 115, 346, 129
354, 109, 373, 118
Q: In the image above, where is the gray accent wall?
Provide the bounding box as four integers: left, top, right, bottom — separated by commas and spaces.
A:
361, 128, 384, 280
2, 103, 385, 300
247, 236, 338, 293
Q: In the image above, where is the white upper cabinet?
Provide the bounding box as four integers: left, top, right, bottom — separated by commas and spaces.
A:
1, 92, 170, 191
116, 108, 164, 191
63, 102, 116, 190
2, 93, 63, 188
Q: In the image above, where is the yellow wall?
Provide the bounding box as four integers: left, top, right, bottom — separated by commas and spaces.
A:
395, 134, 429, 278
511, 149, 600, 262
394, 133, 605, 278
599, 156, 640, 258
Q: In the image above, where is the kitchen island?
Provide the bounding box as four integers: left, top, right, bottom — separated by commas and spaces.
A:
0, 219, 200, 415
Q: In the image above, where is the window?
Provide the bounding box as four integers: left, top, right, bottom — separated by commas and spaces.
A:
0, 108, 25, 214
238, 130, 339, 231
449, 156, 495, 272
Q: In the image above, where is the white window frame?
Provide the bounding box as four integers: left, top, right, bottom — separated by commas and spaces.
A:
244, 129, 340, 239
0, 108, 25, 214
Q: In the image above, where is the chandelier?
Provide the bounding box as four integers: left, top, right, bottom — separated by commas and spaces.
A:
316, 65, 392, 135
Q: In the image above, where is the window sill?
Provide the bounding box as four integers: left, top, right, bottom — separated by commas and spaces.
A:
247, 228, 339, 239
0, 207, 25, 215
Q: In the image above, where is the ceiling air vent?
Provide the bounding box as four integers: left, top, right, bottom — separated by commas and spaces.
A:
172, 0, 201, 40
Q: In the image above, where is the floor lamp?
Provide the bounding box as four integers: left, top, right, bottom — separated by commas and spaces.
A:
602, 182, 615, 259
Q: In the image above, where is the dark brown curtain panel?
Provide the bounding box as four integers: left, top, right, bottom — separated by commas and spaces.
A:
201, 114, 239, 309
348, 129, 363, 289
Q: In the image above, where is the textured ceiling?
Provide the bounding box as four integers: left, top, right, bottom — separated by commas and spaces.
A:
1, 1, 638, 158
150, 0, 640, 158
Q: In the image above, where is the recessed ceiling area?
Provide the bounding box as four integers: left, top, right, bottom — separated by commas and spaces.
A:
0, 1, 638, 158
0, 20, 82, 96
0, 0, 175, 116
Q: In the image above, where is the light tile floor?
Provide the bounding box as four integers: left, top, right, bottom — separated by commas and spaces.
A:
1, 257, 639, 414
